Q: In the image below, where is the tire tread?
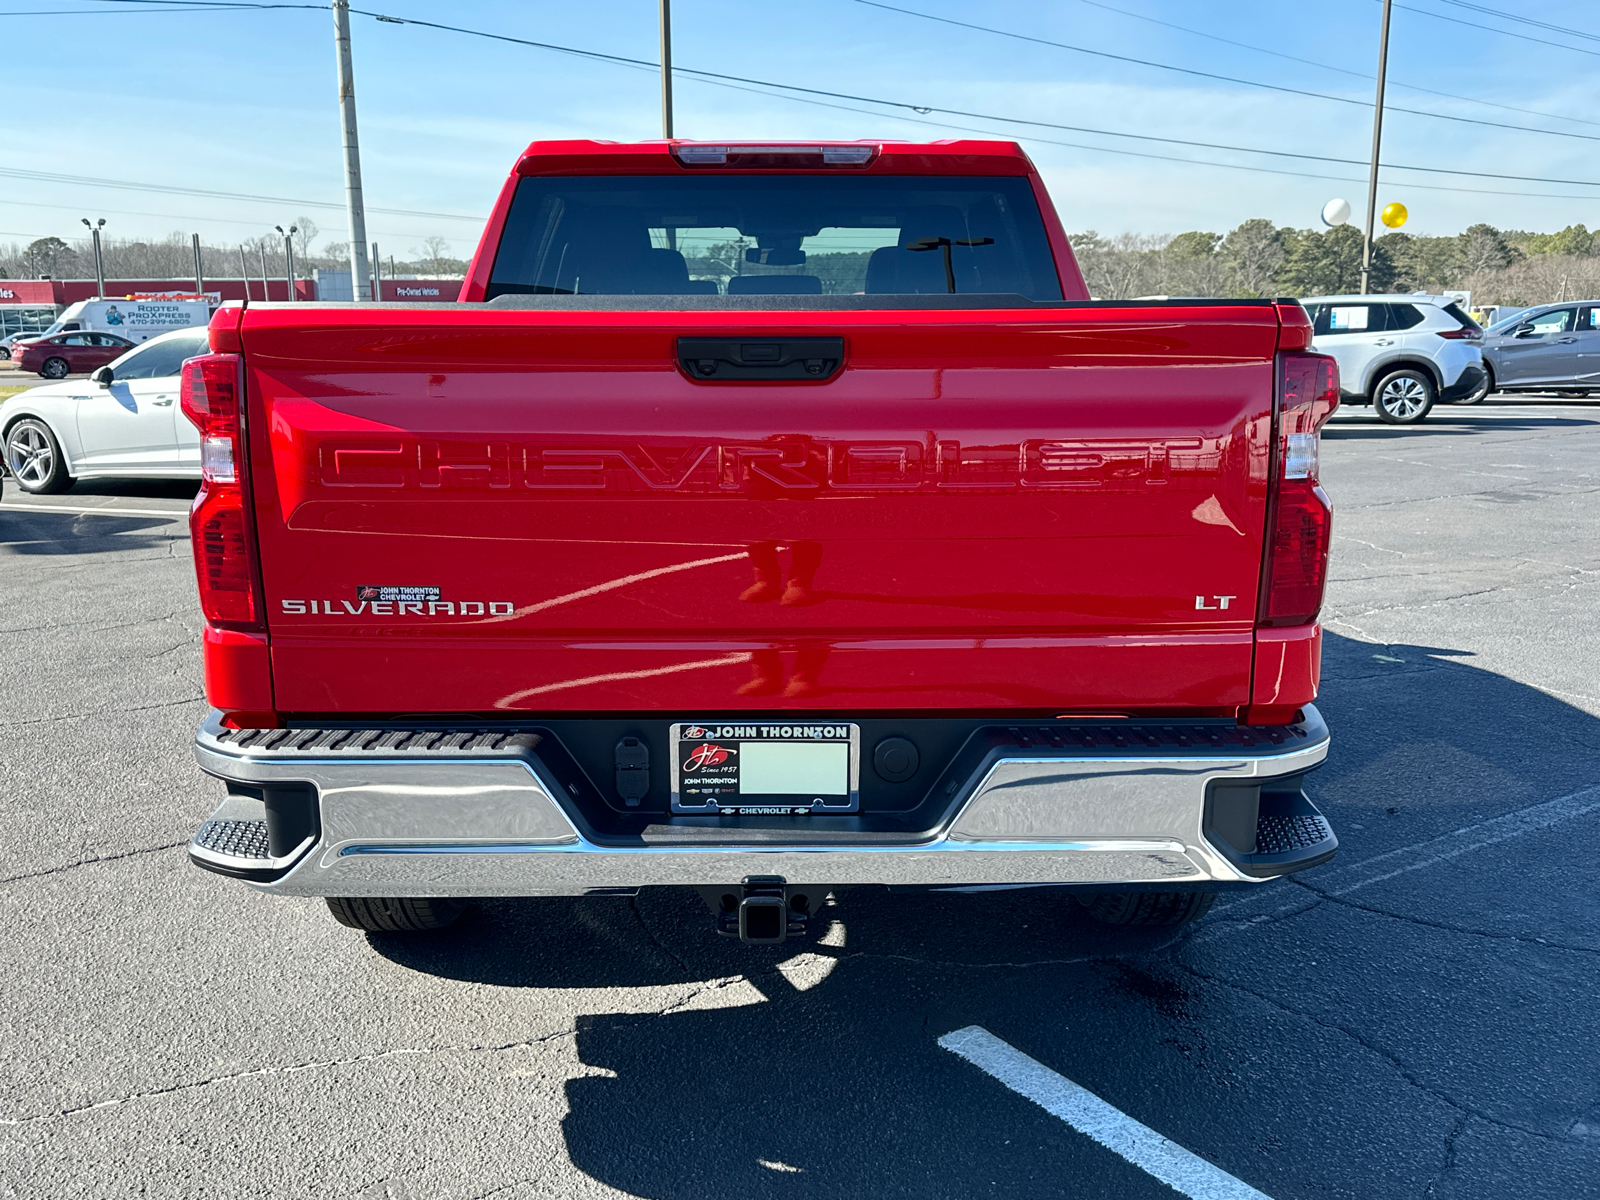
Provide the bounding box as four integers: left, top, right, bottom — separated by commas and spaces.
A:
326, 896, 465, 932
1079, 890, 1216, 926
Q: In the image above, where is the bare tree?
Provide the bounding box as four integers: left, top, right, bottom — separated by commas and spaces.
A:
1221, 220, 1286, 298
292, 218, 320, 263
414, 236, 453, 275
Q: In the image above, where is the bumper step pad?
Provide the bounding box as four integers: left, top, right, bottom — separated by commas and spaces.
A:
193, 818, 271, 860
1255, 812, 1334, 855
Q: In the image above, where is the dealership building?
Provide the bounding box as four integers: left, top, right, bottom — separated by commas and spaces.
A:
0, 275, 462, 336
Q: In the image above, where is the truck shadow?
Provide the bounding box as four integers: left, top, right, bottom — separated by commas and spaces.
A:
363, 629, 1600, 1199
0, 509, 187, 556
1324, 414, 1599, 438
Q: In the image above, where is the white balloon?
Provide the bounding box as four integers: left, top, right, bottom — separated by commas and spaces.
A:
1322, 198, 1352, 227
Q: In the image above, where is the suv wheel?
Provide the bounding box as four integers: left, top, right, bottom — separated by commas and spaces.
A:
40, 357, 70, 380
1372, 369, 1435, 424
1077, 891, 1216, 926
326, 896, 466, 932
4, 418, 74, 494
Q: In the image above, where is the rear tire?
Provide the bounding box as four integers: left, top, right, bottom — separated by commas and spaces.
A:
1078, 891, 1216, 926
326, 896, 466, 932
40, 357, 70, 380
4, 417, 74, 494
1372, 369, 1435, 424
1454, 365, 1492, 405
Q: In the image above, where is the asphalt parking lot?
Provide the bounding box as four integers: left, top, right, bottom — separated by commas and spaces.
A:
2, 398, 1597, 1199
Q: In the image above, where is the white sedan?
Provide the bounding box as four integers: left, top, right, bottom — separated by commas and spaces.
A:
1, 327, 209, 494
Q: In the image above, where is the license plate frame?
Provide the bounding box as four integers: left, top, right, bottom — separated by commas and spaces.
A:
670, 721, 861, 814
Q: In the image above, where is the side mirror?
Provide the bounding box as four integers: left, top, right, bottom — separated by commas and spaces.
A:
89, 366, 114, 386
1513, 323, 1537, 338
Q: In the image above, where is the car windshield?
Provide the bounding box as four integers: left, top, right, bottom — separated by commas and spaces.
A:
488, 174, 1063, 301
109, 330, 210, 379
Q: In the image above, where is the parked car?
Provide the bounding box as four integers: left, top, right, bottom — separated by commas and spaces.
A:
1301, 294, 1485, 423
0, 331, 47, 361
15, 330, 137, 379
179, 138, 1340, 941
1, 326, 208, 492
1480, 302, 1600, 396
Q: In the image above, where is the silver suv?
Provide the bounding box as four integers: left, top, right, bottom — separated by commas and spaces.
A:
1302, 294, 1487, 424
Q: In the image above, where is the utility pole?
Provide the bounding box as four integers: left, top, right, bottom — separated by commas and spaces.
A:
192, 233, 205, 294
659, 0, 674, 138
1359, 0, 1393, 296
81, 218, 106, 297
333, 0, 372, 302
276, 225, 298, 301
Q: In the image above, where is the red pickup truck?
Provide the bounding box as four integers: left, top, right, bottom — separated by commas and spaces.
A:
182, 139, 1338, 943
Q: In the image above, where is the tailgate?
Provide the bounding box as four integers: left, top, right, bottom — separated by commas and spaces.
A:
240, 304, 1277, 714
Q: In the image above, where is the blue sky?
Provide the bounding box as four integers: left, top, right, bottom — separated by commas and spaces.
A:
2, 0, 1597, 262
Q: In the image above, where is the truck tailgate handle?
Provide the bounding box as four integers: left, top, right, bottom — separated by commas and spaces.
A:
677, 336, 845, 382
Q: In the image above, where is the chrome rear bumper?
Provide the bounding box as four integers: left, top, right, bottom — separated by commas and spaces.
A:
189, 708, 1333, 896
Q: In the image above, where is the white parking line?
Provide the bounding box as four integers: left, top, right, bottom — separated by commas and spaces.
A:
0, 503, 188, 519
939, 1026, 1273, 1200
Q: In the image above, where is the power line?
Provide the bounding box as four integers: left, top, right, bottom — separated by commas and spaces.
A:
856, 0, 1600, 143
18, 0, 1600, 216
1387, 0, 1600, 59
336, 8, 1600, 191
0, 195, 452, 241
686, 70, 1600, 204
1059, 0, 1600, 130
0, 166, 484, 222
1430, 0, 1600, 45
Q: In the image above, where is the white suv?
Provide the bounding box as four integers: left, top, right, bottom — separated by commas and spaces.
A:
1301, 294, 1487, 424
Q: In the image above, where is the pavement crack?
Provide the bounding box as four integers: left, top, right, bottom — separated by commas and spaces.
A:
628, 895, 691, 976
1290, 877, 1600, 957
1424, 1114, 1469, 1197
0, 1030, 579, 1126
0, 694, 204, 729
1174, 961, 1560, 1143
0, 840, 187, 886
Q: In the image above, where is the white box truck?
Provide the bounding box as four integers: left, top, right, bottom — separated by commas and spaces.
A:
35, 295, 216, 343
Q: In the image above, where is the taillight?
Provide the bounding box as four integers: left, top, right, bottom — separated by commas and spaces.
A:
672, 143, 878, 167
1436, 327, 1481, 340
180, 353, 261, 628
1261, 352, 1338, 627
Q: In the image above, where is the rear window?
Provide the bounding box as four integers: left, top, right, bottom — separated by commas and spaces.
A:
1387, 304, 1426, 330
1441, 302, 1481, 332
487, 175, 1062, 301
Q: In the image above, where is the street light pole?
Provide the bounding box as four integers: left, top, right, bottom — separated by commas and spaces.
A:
81, 218, 106, 298
192, 233, 205, 294
1359, 0, 1393, 296
276, 225, 298, 302
659, 0, 674, 138
333, 0, 372, 302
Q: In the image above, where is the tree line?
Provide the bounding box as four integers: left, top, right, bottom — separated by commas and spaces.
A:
1069, 220, 1600, 304
0, 220, 470, 282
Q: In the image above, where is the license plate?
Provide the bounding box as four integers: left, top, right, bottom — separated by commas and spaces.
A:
670, 721, 860, 814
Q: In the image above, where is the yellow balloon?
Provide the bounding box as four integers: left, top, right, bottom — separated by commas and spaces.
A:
1381, 202, 1408, 229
